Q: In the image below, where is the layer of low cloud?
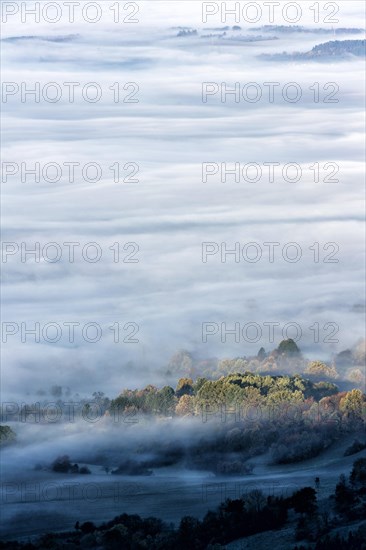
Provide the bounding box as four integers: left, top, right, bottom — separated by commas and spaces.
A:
1, 3, 365, 399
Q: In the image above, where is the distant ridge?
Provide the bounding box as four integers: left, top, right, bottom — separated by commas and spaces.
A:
251, 25, 364, 35
260, 39, 366, 61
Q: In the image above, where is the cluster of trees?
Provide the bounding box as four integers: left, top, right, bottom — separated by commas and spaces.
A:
305, 361, 338, 379
110, 371, 365, 427
309, 39, 366, 57
164, 339, 365, 388
5, 363, 364, 477
270, 424, 335, 464
176, 29, 198, 37
0, 491, 290, 549
3, 340, 364, 427
166, 340, 305, 380
51, 455, 90, 475
193, 371, 337, 408
111, 461, 152, 476
110, 385, 176, 416
108, 370, 365, 468
111, 370, 345, 418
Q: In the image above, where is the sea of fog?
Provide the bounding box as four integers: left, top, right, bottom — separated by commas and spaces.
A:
1, 11, 365, 399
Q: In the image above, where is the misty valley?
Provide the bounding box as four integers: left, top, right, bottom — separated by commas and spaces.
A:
1, 2, 366, 548
1, 340, 366, 548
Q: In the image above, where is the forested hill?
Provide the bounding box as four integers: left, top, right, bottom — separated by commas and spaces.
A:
261, 39, 366, 61
310, 39, 366, 57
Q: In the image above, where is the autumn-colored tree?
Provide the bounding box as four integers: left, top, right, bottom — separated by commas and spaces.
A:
175, 394, 195, 416
340, 389, 365, 422
267, 389, 304, 406
193, 377, 207, 394
305, 361, 338, 379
